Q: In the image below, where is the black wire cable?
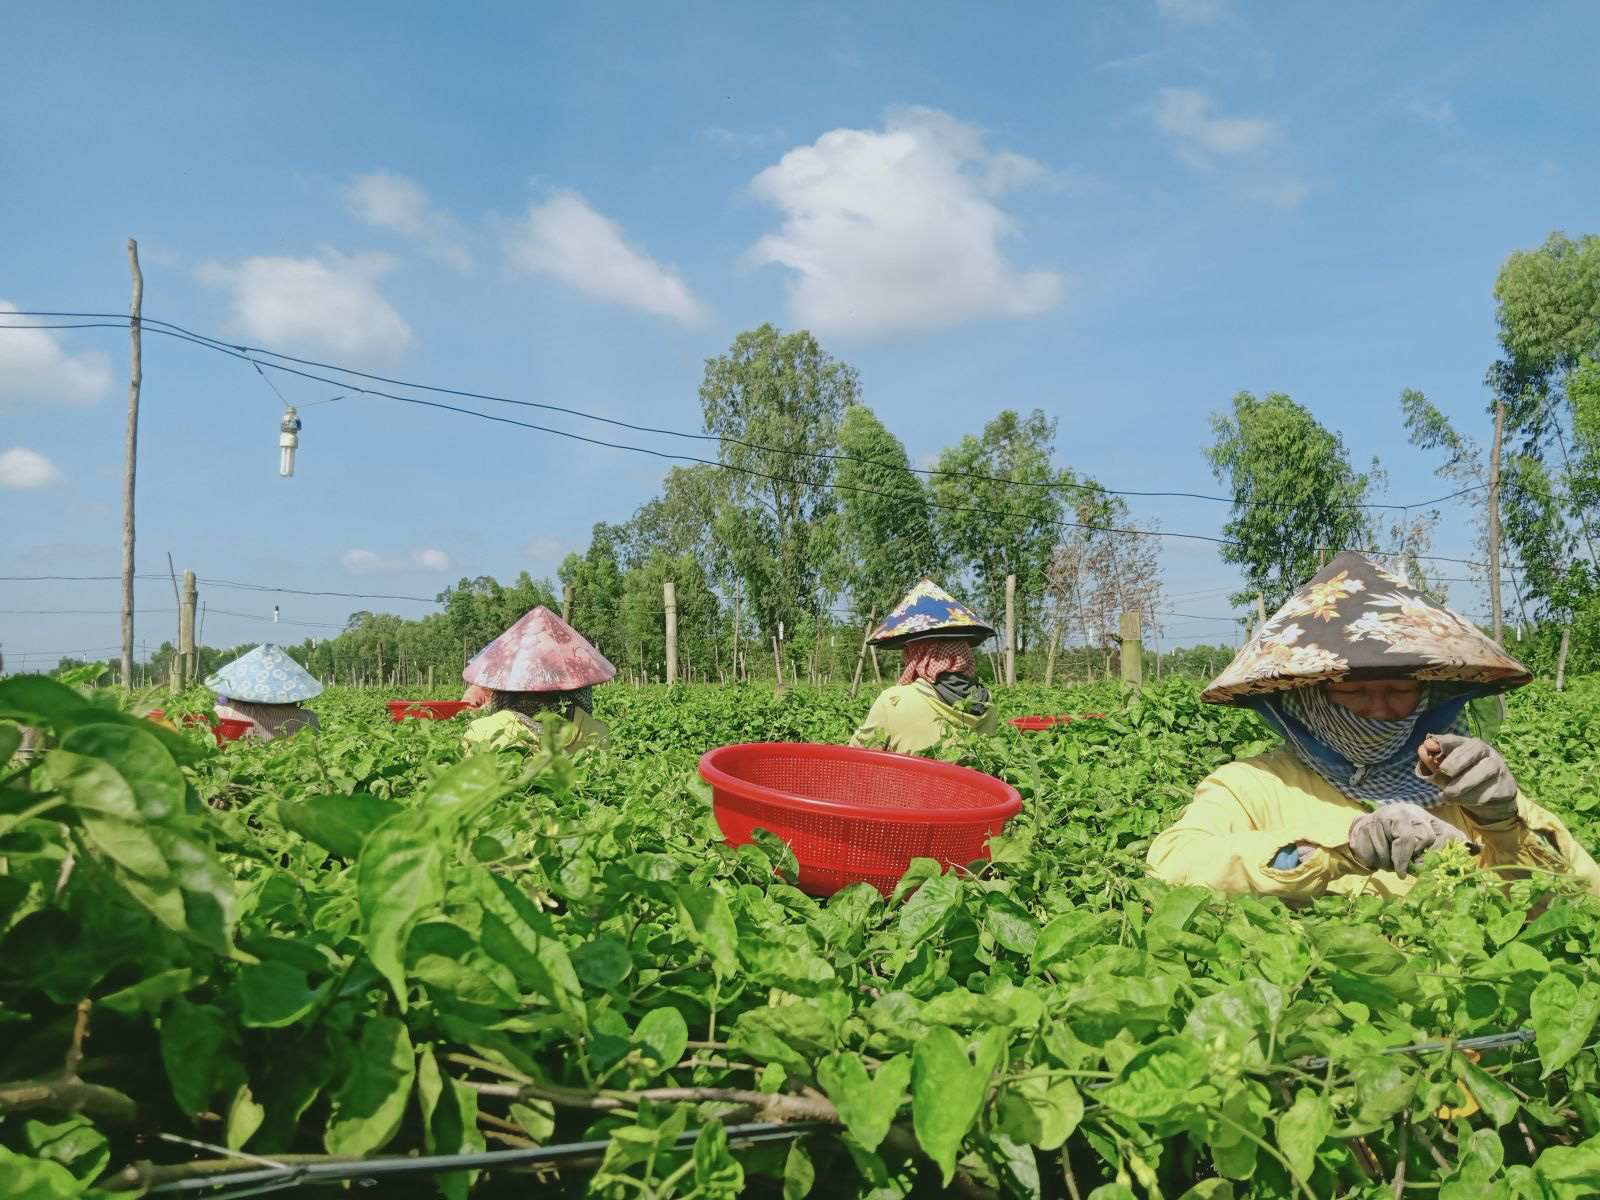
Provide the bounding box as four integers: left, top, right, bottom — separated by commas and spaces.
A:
0, 311, 1490, 515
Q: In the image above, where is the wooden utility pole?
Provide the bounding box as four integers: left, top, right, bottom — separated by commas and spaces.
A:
1044, 619, 1061, 686
849, 613, 875, 697
1254, 594, 1267, 640
562, 584, 574, 624
178, 570, 197, 686
662, 580, 678, 686
119, 238, 143, 688
1487, 398, 1506, 645
1556, 623, 1571, 693
427, 664, 434, 691
772, 635, 782, 684
869, 644, 881, 683
1119, 611, 1143, 695
1004, 574, 1017, 686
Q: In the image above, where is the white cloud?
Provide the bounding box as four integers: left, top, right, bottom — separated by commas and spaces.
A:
697, 126, 788, 154
1244, 175, 1313, 210
1157, 0, 1224, 21
502, 190, 707, 325
338, 548, 451, 575
746, 106, 1064, 339
196, 248, 413, 358
0, 302, 114, 407
1407, 97, 1455, 126
524, 535, 571, 560
346, 170, 475, 273
0, 446, 65, 488
1153, 88, 1279, 165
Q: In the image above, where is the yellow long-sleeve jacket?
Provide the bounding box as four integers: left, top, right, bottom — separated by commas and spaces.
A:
849, 680, 999, 755
1147, 746, 1600, 901
461, 707, 610, 757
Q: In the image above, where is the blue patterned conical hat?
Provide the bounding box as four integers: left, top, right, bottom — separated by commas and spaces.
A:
204, 644, 323, 704
868, 579, 996, 649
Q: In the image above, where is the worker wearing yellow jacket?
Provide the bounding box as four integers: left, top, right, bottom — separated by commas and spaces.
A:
1148, 552, 1600, 901
459, 606, 614, 757
850, 580, 1000, 754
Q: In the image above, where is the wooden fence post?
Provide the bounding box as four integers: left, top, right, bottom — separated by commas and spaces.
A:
850, 613, 875, 697
1556, 622, 1571, 692
772, 635, 782, 684
563, 584, 574, 625
1119, 611, 1143, 695
1044, 619, 1061, 686
1004, 574, 1017, 686
178, 570, 197, 686
731, 577, 741, 687
120, 238, 142, 690
663, 580, 678, 687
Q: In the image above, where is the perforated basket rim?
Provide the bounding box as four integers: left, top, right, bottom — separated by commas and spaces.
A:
697, 742, 1021, 826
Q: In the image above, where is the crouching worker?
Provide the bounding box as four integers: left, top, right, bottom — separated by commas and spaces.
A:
850, 579, 999, 755
461, 606, 614, 756
1148, 552, 1600, 900
204, 644, 322, 740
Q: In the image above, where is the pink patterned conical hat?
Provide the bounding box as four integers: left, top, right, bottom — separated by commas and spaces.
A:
462, 606, 616, 692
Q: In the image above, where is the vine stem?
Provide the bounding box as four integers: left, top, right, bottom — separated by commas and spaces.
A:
1392, 1115, 1409, 1199
1213, 1112, 1318, 1200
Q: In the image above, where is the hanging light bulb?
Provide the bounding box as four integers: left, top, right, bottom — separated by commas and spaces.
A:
279, 406, 301, 477
273, 605, 280, 624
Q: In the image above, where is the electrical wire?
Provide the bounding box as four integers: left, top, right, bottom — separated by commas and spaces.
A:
0, 311, 1492, 515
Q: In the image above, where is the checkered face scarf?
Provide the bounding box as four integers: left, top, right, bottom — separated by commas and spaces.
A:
1255, 684, 1471, 807
898, 639, 977, 687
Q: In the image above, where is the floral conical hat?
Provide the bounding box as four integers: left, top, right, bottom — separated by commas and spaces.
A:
1202, 551, 1532, 706
462, 606, 616, 692
867, 579, 997, 649
204, 644, 323, 704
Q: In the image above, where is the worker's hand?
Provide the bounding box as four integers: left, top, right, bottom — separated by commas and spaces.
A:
1416, 733, 1519, 822
1348, 803, 1470, 880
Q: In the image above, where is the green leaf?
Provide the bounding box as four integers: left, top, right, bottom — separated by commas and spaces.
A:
1275, 1088, 1331, 1183
18, 1117, 108, 1185
1530, 973, 1600, 1077
225, 1084, 265, 1151
325, 1016, 417, 1157
783, 1139, 815, 1200
692, 1119, 745, 1197
983, 893, 1039, 955
675, 885, 739, 976
1099, 1036, 1209, 1119
996, 1073, 1083, 1150
1177, 1182, 1235, 1200
469, 869, 583, 1013
59, 723, 185, 821
161, 998, 242, 1115
1033, 909, 1114, 969
0, 676, 89, 728
817, 1052, 911, 1152
1308, 924, 1419, 1002
632, 1006, 689, 1075
1456, 1056, 1521, 1128
898, 872, 962, 945
417, 1044, 483, 1200
237, 959, 326, 1028
278, 793, 402, 859
572, 936, 633, 990
911, 1027, 1002, 1185
0, 1146, 86, 1200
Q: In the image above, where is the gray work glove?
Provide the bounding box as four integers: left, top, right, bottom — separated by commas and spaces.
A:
1417, 734, 1520, 822
1348, 803, 1470, 880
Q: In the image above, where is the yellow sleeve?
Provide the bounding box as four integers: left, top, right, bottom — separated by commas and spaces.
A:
1463, 795, 1600, 895
564, 710, 610, 754
1146, 770, 1362, 900
849, 693, 892, 749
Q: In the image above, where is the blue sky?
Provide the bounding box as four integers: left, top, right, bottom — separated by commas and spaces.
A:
3, 1, 1595, 669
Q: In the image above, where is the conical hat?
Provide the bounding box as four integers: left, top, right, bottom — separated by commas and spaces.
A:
462, 606, 616, 692
867, 579, 997, 649
1202, 551, 1532, 706
204, 644, 323, 704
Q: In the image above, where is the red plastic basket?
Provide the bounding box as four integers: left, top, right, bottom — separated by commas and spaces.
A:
698, 743, 1022, 897
385, 700, 475, 722
1009, 713, 1108, 731
212, 718, 253, 745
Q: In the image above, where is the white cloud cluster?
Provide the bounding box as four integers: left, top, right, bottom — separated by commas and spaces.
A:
0, 446, 65, 488
747, 106, 1063, 339
338, 548, 451, 575
503, 190, 707, 325
346, 171, 475, 273
1154, 88, 1278, 163
0, 302, 114, 407
196, 249, 413, 358
1407, 97, 1456, 126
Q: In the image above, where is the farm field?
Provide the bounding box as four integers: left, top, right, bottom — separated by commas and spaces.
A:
3, 674, 1600, 1198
